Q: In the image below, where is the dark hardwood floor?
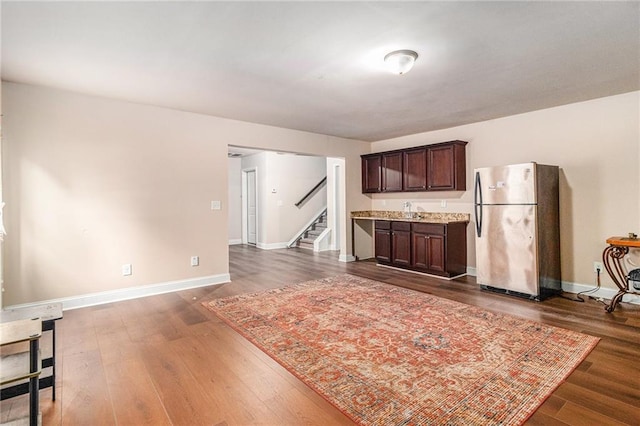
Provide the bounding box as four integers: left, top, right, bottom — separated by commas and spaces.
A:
2, 244, 639, 425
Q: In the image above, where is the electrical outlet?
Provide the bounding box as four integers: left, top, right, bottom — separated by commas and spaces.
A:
122, 264, 132, 276
191, 256, 199, 266
593, 261, 603, 273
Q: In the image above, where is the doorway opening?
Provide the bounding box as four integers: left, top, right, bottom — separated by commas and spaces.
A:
228, 146, 347, 259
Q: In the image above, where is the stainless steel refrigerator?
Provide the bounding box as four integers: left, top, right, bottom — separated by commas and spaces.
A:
474, 162, 561, 300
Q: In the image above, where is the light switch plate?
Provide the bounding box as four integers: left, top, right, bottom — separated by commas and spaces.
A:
211, 200, 221, 210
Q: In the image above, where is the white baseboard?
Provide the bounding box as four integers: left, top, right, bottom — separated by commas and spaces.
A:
562, 281, 640, 304
4, 273, 230, 312
467, 266, 638, 305
256, 242, 288, 250
339, 254, 356, 263
228, 239, 242, 245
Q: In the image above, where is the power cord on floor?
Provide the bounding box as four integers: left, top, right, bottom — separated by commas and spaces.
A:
562, 267, 606, 305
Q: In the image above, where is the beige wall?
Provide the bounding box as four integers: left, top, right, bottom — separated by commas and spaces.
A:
2, 82, 371, 306
369, 91, 640, 291
4, 80, 636, 306
259, 152, 326, 246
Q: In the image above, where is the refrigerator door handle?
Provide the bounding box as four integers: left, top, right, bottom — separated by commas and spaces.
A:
474, 171, 483, 237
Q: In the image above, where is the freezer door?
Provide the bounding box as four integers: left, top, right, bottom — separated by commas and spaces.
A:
475, 163, 536, 205
476, 204, 539, 295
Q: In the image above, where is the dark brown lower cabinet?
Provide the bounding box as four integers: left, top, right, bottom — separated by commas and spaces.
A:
374, 221, 392, 263
411, 223, 446, 273
375, 220, 467, 278
412, 233, 445, 273
391, 222, 411, 266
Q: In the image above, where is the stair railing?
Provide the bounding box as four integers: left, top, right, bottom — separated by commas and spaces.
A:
295, 177, 327, 208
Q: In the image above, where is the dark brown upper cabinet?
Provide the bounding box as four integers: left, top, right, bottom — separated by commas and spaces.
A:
361, 155, 382, 193
382, 152, 403, 192
403, 147, 427, 191
361, 140, 467, 193
427, 141, 467, 191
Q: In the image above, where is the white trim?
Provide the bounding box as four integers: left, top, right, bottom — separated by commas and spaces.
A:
242, 167, 258, 246
4, 274, 230, 311
228, 239, 242, 245
561, 280, 640, 304
331, 162, 341, 251
466, 269, 639, 305
339, 254, 356, 262
313, 228, 332, 252
256, 242, 288, 250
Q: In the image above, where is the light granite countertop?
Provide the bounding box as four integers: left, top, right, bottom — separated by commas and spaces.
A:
351, 210, 470, 224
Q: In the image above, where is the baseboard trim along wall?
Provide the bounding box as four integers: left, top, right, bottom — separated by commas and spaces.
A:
561, 280, 640, 305
256, 242, 289, 250
467, 266, 638, 305
5, 273, 231, 312
228, 239, 243, 245
339, 254, 356, 262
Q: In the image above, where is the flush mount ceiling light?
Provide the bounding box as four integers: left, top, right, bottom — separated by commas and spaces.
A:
384, 49, 418, 75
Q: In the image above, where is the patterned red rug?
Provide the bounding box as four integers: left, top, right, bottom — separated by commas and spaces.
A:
204, 274, 599, 425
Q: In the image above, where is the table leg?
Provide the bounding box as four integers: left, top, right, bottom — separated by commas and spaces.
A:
51, 322, 56, 401
29, 338, 39, 426
602, 245, 629, 312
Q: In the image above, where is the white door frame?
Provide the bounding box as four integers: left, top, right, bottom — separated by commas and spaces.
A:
241, 167, 258, 245
326, 157, 347, 257
331, 162, 341, 250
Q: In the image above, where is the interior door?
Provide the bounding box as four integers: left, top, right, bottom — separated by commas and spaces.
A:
246, 170, 257, 245
476, 204, 539, 295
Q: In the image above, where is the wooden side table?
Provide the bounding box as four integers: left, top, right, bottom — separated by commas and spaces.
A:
1, 302, 63, 401
602, 236, 640, 312
0, 317, 42, 426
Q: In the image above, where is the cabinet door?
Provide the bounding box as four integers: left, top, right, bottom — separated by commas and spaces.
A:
411, 233, 446, 273
428, 145, 455, 190
403, 148, 427, 191
426, 235, 446, 272
362, 155, 382, 193
392, 230, 411, 266
382, 152, 403, 192
427, 143, 466, 191
375, 228, 392, 263
412, 233, 429, 269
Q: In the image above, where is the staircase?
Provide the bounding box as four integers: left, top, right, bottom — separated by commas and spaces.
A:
294, 210, 328, 250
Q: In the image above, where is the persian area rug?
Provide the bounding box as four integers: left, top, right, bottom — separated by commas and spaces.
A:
204, 274, 599, 425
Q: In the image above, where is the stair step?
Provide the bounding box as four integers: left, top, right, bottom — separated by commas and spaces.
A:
292, 210, 328, 250
297, 241, 314, 250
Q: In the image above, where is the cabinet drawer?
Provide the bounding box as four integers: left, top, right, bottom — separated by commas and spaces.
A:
391, 221, 411, 232
412, 223, 446, 235
375, 220, 391, 230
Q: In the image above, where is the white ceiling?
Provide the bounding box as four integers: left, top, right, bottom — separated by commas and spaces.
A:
2, 1, 638, 142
